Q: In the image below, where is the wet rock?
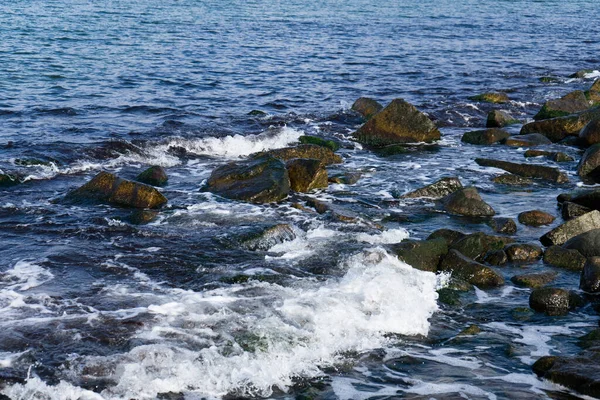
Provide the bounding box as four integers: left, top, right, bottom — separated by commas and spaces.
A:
486, 110, 519, 128
532, 356, 558, 377
483, 250, 508, 266
529, 287, 579, 316
392, 238, 448, 272
570, 69, 595, 78
328, 172, 361, 185
401, 176, 462, 200
570, 189, 600, 211
520, 106, 600, 142
504, 243, 543, 263
540, 210, 600, 246
504, 133, 552, 147
66, 171, 168, 209
579, 119, 600, 147
578, 144, 600, 183
562, 202, 592, 220
261, 144, 342, 165
439, 249, 505, 288
461, 128, 510, 145
533, 350, 600, 398
580, 257, 600, 293
523, 150, 574, 162
488, 217, 517, 234
518, 210, 556, 226
578, 329, 600, 349
564, 229, 600, 258
238, 224, 296, 251
586, 79, 600, 106
136, 165, 168, 186
427, 229, 466, 246
469, 92, 509, 104
511, 271, 558, 288
351, 97, 383, 120
205, 156, 290, 203
450, 232, 513, 261
458, 325, 481, 336
543, 245, 586, 272
298, 135, 340, 151
440, 187, 495, 217
491, 174, 533, 186
0, 173, 19, 187
353, 98, 441, 147
128, 210, 159, 225
475, 158, 568, 183
534, 90, 590, 120
304, 197, 330, 214
286, 158, 328, 193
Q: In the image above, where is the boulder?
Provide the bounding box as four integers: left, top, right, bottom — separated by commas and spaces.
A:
440, 187, 495, 217
534, 91, 590, 120
205, 156, 290, 204
491, 174, 533, 186
469, 92, 509, 104
136, 166, 168, 186
564, 229, 600, 257
579, 119, 600, 147
351, 97, 383, 120
486, 110, 519, 128
353, 99, 441, 147
401, 177, 462, 200
450, 232, 513, 261
286, 158, 328, 193
488, 217, 517, 234
562, 202, 592, 220
328, 172, 361, 185
543, 246, 586, 272
533, 352, 600, 398
66, 171, 167, 209
427, 229, 466, 246
586, 79, 600, 106
518, 210, 556, 226
577, 143, 600, 182
520, 106, 600, 142
260, 144, 342, 165
529, 287, 578, 316
238, 224, 296, 251
439, 250, 505, 288
504, 243, 543, 263
541, 210, 600, 246
128, 210, 159, 225
392, 238, 448, 272
580, 257, 600, 293
511, 272, 558, 288
483, 250, 508, 266
524, 150, 574, 162
570, 69, 595, 78
298, 135, 341, 151
504, 133, 552, 147
461, 128, 510, 145
475, 158, 568, 183
570, 189, 600, 211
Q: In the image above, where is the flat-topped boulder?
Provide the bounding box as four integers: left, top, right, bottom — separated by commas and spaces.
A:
520, 106, 600, 142
562, 202, 592, 220
469, 92, 509, 104
440, 187, 495, 217
511, 271, 558, 288
570, 189, 600, 211
533, 351, 600, 398
504, 133, 552, 147
450, 232, 513, 261
543, 245, 586, 271
461, 128, 510, 145
258, 144, 342, 165
540, 210, 600, 246
518, 210, 556, 226
353, 98, 441, 147
534, 90, 590, 120
351, 97, 383, 120
475, 158, 568, 183
401, 177, 462, 200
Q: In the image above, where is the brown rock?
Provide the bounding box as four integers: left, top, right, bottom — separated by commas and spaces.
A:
286, 159, 328, 193
520, 106, 600, 142
504, 133, 552, 147
543, 245, 586, 272
351, 97, 383, 120
461, 129, 510, 145
562, 202, 592, 220
440, 187, 495, 217
579, 119, 600, 147
518, 210, 556, 226
504, 243, 543, 263
534, 90, 590, 120
491, 174, 533, 186
475, 158, 568, 183
511, 272, 558, 288
486, 110, 519, 128
401, 177, 462, 200
488, 217, 517, 234
439, 249, 505, 288
469, 92, 510, 104
260, 144, 342, 165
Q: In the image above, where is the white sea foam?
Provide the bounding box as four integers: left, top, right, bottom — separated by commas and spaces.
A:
355, 228, 409, 244
0, 260, 54, 291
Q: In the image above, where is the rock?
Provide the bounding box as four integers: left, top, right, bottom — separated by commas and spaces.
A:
437, 288, 461, 306
475, 158, 568, 183
401, 177, 462, 200
529, 287, 578, 316
504, 243, 543, 263
579, 119, 600, 147
66, 171, 168, 209
580, 257, 600, 293
238, 224, 296, 251
261, 144, 342, 165
524, 150, 574, 162
450, 232, 513, 261
469, 92, 509, 104
486, 110, 519, 128
488, 217, 517, 234
351, 97, 383, 120
128, 210, 159, 225
439, 250, 505, 288
458, 325, 481, 336
557, 193, 573, 204
562, 202, 592, 220
532, 356, 558, 377
518, 210, 556, 226
511, 272, 558, 288
534, 90, 590, 120
286, 159, 328, 193
543, 246, 586, 271
328, 172, 361, 185
540, 210, 600, 246
578, 144, 600, 182
533, 352, 600, 397
570, 69, 595, 78
504, 133, 552, 147
491, 174, 533, 186
205, 156, 290, 204
520, 106, 600, 142
564, 229, 600, 257
298, 135, 341, 151
136, 166, 168, 186
392, 238, 448, 272
540, 76, 560, 83
0, 173, 19, 187
570, 189, 600, 211
586, 79, 600, 106
461, 128, 510, 145
427, 229, 466, 246
483, 250, 508, 266
353, 99, 441, 147
440, 187, 495, 217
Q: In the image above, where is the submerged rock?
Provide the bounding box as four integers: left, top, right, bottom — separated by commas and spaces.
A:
524, 150, 574, 162
540, 210, 600, 246
579, 119, 600, 147
440, 187, 495, 217
529, 287, 580, 316
205, 156, 290, 204
511, 271, 558, 288
328, 171, 361, 185
533, 352, 600, 398
469, 92, 509, 104
392, 238, 448, 272
491, 174, 533, 186
66, 171, 168, 209
580, 257, 600, 293
534, 90, 590, 120
518, 210, 556, 227
577, 144, 600, 183
0, 173, 19, 187
351, 97, 383, 120
353, 98, 441, 147
286, 158, 328, 193
543, 245, 586, 272
461, 128, 510, 145
520, 106, 600, 142
128, 209, 159, 225
298, 135, 341, 151
439, 249, 504, 288
504, 133, 552, 147
260, 144, 342, 165
475, 158, 568, 183
564, 229, 600, 258
237, 224, 296, 251
486, 110, 519, 128
136, 165, 168, 186
401, 177, 462, 200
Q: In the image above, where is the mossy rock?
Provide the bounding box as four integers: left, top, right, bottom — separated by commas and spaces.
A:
351, 97, 383, 120
458, 325, 481, 336
492, 174, 533, 186
486, 110, 519, 128
461, 128, 510, 145
136, 165, 168, 186
534, 91, 589, 121
521, 106, 600, 142
392, 238, 448, 272
543, 245, 586, 271
511, 272, 557, 288
286, 158, 328, 193
298, 135, 341, 151
258, 144, 342, 165
437, 288, 461, 306
469, 92, 510, 104
439, 249, 505, 288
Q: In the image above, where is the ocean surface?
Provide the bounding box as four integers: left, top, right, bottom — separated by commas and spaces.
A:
1, 0, 600, 399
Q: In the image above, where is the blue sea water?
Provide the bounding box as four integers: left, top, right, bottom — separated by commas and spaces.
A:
0, 0, 600, 399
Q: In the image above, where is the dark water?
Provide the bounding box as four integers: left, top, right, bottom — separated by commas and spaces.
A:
1, 0, 600, 399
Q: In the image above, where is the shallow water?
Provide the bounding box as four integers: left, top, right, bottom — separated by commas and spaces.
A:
1, 0, 600, 399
